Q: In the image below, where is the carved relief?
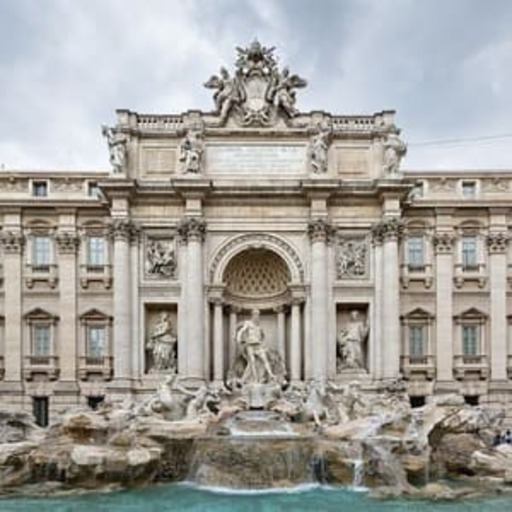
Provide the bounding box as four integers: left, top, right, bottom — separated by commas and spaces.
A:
0, 177, 27, 192
483, 178, 509, 192
52, 178, 84, 192
55, 232, 80, 254
431, 178, 456, 192
433, 232, 455, 254
336, 238, 367, 279
146, 238, 177, 278
204, 40, 306, 127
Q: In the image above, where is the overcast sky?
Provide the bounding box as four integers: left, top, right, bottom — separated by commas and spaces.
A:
1, 0, 512, 172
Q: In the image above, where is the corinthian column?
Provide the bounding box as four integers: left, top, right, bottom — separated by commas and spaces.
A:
109, 219, 134, 386
379, 218, 402, 379
179, 217, 206, 381
487, 231, 508, 381
433, 231, 455, 382
371, 228, 383, 379
307, 218, 331, 379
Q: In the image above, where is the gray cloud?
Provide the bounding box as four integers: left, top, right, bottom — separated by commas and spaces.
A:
1, 0, 512, 170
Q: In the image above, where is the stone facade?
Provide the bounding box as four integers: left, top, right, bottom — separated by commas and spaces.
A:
1, 42, 512, 422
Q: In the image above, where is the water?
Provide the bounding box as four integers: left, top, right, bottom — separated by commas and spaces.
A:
1, 483, 512, 512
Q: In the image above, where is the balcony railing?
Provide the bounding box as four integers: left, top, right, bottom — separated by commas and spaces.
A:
400, 263, 433, 289
23, 355, 59, 381
25, 263, 58, 289
454, 263, 487, 288
79, 264, 112, 289
453, 354, 489, 380
78, 356, 113, 380
400, 355, 436, 380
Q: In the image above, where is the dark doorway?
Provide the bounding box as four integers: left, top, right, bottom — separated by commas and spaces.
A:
32, 397, 49, 427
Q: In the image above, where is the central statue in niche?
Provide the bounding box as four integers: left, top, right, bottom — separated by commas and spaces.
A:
227, 309, 287, 402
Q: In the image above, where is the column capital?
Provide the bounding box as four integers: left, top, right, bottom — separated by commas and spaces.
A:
372, 217, 403, 244
178, 216, 206, 243
487, 232, 509, 254
307, 218, 333, 243
108, 218, 138, 242
433, 231, 455, 254
0, 231, 25, 254
55, 232, 80, 255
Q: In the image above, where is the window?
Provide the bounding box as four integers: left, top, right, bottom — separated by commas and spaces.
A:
462, 325, 479, 356
407, 236, 424, 269
87, 236, 105, 266
461, 236, 477, 269
88, 182, 100, 198
32, 397, 49, 427
32, 324, 51, 356
411, 182, 424, 199
32, 181, 48, 197
461, 181, 476, 199
33, 236, 51, 268
87, 325, 106, 357
409, 325, 426, 356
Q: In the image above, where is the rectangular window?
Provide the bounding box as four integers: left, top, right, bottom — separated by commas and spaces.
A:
462, 181, 476, 198
461, 236, 477, 269
87, 236, 105, 266
462, 325, 478, 356
87, 325, 106, 357
88, 182, 100, 198
32, 181, 48, 197
33, 236, 51, 267
32, 325, 51, 356
409, 325, 425, 356
32, 397, 49, 427
407, 236, 424, 269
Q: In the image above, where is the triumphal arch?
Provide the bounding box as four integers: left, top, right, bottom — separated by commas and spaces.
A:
2, 41, 512, 421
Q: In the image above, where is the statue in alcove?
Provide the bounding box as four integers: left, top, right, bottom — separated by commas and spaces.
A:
146, 312, 177, 372
337, 310, 369, 370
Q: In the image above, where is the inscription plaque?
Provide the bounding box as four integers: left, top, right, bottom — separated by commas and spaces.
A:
206, 144, 307, 174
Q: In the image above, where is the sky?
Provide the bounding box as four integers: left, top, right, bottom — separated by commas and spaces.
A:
1, 0, 512, 172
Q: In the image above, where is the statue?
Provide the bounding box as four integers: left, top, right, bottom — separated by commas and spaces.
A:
146, 240, 176, 278
147, 312, 177, 372
179, 127, 204, 173
310, 123, 331, 173
268, 67, 307, 118
204, 67, 244, 121
382, 132, 407, 176
337, 310, 369, 370
101, 125, 128, 174
236, 310, 275, 384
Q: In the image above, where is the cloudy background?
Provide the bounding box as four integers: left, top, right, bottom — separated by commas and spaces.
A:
1, 0, 512, 171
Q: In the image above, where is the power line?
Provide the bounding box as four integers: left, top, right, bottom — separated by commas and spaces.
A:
409, 133, 512, 147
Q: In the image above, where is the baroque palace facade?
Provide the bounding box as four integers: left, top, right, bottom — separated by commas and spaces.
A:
1, 42, 512, 424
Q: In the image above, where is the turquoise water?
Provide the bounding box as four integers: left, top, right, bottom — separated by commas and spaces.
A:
1, 484, 511, 512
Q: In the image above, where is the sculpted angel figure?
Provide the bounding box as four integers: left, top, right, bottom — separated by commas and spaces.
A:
101, 125, 128, 174
268, 67, 307, 118
204, 67, 244, 120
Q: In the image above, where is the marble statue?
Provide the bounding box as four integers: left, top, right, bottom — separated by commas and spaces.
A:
236, 310, 275, 384
268, 67, 307, 118
382, 132, 407, 176
179, 127, 204, 173
146, 312, 177, 372
146, 240, 176, 278
310, 123, 331, 173
101, 125, 128, 174
337, 310, 369, 370
204, 67, 243, 121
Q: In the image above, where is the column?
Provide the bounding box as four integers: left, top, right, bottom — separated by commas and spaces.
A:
307, 219, 330, 379
371, 230, 383, 379
487, 231, 508, 381
433, 231, 455, 382
229, 307, 239, 366
380, 218, 401, 379
290, 298, 302, 382
275, 306, 286, 359
55, 229, 80, 398
130, 231, 141, 378
179, 217, 206, 380
109, 219, 133, 386
212, 299, 224, 382
1, 229, 24, 390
